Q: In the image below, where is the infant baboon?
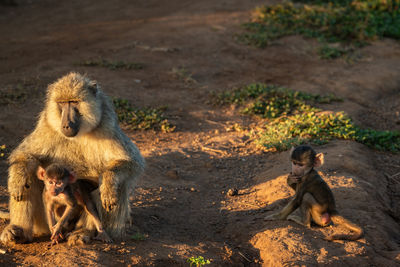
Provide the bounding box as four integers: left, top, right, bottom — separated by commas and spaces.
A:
37, 163, 112, 245
265, 145, 363, 241
1, 73, 145, 245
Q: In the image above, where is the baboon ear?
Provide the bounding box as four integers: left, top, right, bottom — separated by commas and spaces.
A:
68, 171, 77, 184
314, 153, 324, 168
289, 146, 295, 158
87, 81, 98, 95
37, 166, 46, 180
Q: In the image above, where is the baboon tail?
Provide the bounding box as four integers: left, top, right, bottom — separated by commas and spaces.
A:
0, 210, 10, 220
326, 215, 363, 241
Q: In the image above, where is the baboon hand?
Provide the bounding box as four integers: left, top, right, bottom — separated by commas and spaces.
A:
264, 213, 281, 221
51, 223, 62, 240
9, 185, 28, 201
100, 188, 118, 212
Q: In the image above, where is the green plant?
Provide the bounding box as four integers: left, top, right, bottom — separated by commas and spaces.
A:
213, 83, 341, 118
239, 0, 400, 57
113, 98, 175, 132
77, 58, 144, 70
0, 85, 28, 105
217, 84, 400, 152
187, 256, 211, 267
130, 232, 147, 241
318, 45, 348, 59
0, 144, 8, 159
171, 67, 197, 84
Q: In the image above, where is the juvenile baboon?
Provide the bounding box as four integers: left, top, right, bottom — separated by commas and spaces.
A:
0, 72, 145, 245
265, 145, 363, 241
37, 163, 112, 245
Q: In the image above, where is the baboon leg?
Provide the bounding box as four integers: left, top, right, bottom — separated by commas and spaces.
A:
1, 176, 47, 243
66, 210, 96, 246
302, 193, 329, 227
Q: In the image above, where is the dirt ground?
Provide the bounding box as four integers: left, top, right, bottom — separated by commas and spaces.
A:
0, 0, 400, 266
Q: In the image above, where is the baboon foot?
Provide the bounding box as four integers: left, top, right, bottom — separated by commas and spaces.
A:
67, 231, 91, 246
287, 214, 310, 227
264, 213, 280, 221
0, 224, 29, 244
94, 231, 113, 243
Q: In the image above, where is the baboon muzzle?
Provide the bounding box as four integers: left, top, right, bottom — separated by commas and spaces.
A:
61, 103, 81, 137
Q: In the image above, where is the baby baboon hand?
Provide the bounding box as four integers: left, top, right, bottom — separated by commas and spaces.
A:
100, 188, 118, 212
51, 223, 62, 240
264, 213, 281, 221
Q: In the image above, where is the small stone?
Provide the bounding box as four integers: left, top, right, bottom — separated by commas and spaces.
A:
227, 188, 238, 197
166, 170, 179, 179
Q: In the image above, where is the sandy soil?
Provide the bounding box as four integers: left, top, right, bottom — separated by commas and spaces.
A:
0, 0, 400, 266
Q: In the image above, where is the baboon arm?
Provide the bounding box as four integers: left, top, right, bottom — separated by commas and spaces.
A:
44, 198, 56, 230
7, 154, 39, 201
51, 205, 74, 239
99, 160, 136, 211
80, 192, 104, 233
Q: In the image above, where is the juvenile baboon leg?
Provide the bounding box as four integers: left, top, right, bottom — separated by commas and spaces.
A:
300, 193, 329, 227
1, 162, 48, 244
287, 207, 310, 227
67, 211, 96, 246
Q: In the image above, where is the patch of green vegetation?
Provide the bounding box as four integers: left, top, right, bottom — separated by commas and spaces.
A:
77, 58, 144, 70
0, 85, 28, 105
239, 0, 400, 57
214, 83, 341, 118
317, 44, 348, 59
0, 145, 7, 159
187, 256, 211, 267
171, 67, 197, 84
130, 232, 147, 241
113, 98, 175, 133
217, 83, 400, 152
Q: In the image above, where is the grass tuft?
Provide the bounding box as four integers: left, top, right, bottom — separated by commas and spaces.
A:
187, 256, 211, 267
239, 0, 400, 58
77, 58, 144, 70
0, 144, 7, 159
216, 83, 400, 152
213, 83, 341, 118
113, 98, 175, 133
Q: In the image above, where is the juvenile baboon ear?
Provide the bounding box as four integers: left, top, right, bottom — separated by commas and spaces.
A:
87, 81, 98, 95
37, 166, 46, 181
289, 146, 295, 157
314, 153, 324, 168
68, 171, 77, 184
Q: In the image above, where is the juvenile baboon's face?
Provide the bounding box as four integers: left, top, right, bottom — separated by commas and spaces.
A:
46, 73, 103, 138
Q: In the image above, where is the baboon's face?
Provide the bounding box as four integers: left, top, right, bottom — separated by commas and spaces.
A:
44, 175, 68, 196
291, 159, 312, 177
58, 100, 81, 137
46, 73, 102, 138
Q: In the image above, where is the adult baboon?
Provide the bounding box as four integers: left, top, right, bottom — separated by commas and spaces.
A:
0, 72, 145, 245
